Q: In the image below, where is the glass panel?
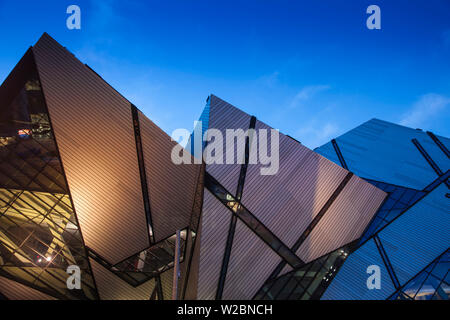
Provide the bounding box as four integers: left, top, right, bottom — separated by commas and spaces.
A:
0, 50, 97, 300
391, 249, 449, 301
361, 179, 426, 242
112, 228, 188, 284
414, 274, 442, 300
431, 281, 449, 300
254, 244, 353, 300
402, 271, 428, 298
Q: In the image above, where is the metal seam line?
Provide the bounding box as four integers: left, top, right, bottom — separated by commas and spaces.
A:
292, 172, 354, 253
412, 138, 450, 189
149, 284, 158, 300
131, 104, 155, 243
258, 172, 354, 297
131, 105, 163, 300
423, 170, 450, 192
331, 139, 349, 170
373, 235, 400, 289
215, 116, 256, 300
204, 173, 304, 268
412, 138, 443, 176
181, 164, 205, 299
426, 131, 450, 159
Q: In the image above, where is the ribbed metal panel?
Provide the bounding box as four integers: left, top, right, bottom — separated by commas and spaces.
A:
415, 135, 450, 173
297, 175, 386, 263
379, 184, 449, 285
316, 119, 442, 190
89, 258, 155, 300
439, 134, 450, 153
32, 34, 149, 264
206, 95, 251, 195
279, 264, 293, 277
184, 219, 202, 300
0, 276, 56, 300
321, 239, 395, 300
242, 120, 349, 248
197, 189, 232, 300
222, 220, 282, 300
160, 267, 174, 300
138, 111, 200, 241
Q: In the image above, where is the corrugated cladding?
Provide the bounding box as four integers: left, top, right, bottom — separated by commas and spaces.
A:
206, 95, 251, 196
32, 33, 149, 264
297, 175, 386, 263
138, 110, 200, 242
242, 120, 349, 248
440, 135, 450, 153
321, 239, 395, 300
322, 184, 449, 299
201, 97, 387, 295
183, 218, 202, 300
379, 184, 449, 285
279, 264, 293, 277
415, 134, 449, 173
316, 118, 445, 190
318, 118, 449, 299
89, 258, 155, 300
160, 267, 174, 300
222, 219, 282, 300
197, 189, 231, 300
0, 276, 56, 300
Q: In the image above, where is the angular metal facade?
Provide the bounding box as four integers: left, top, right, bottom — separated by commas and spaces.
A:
33, 34, 150, 264
316, 119, 450, 300
1, 34, 446, 301
259, 120, 449, 301
187, 95, 386, 300
0, 34, 199, 300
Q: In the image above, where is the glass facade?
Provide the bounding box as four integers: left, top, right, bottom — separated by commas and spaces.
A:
88, 228, 188, 287
389, 249, 449, 300
254, 243, 355, 300
0, 50, 97, 300
360, 179, 426, 243
2, 34, 447, 301
317, 119, 449, 301
114, 229, 188, 284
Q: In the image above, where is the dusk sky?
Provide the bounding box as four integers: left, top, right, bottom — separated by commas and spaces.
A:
0, 0, 449, 148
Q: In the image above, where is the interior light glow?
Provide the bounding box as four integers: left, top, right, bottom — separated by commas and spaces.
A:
18, 129, 32, 138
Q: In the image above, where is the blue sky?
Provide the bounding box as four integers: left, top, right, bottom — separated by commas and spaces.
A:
0, 0, 449, 148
